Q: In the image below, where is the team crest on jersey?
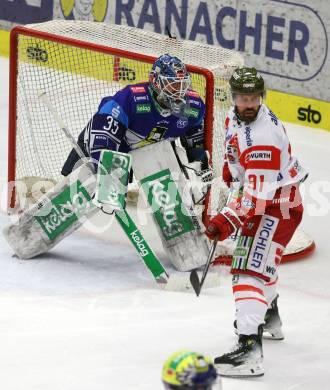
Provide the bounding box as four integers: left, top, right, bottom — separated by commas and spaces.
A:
135, 126, 167, 148
226, 134, 240, 162
176, 117, 188, 128
242, 197, 255, 209
131, 86, 146, 94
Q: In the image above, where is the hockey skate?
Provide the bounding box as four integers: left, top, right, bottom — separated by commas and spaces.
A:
234, 295, 284, 340
214, 326, 264, 378
263, 295, 285, 340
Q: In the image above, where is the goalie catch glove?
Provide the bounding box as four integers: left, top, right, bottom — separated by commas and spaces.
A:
205, 207, 242, 241
186, 149, 213, 193
173, 141, 213, 206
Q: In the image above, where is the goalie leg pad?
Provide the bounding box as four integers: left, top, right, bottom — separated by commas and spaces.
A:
3, 164, 98, 259
130, 140, 210, 272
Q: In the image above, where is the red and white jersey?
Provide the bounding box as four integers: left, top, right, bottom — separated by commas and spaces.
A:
224, 104, 308, 202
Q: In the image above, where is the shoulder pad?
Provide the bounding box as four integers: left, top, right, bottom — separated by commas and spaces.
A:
98, 99, 129, 127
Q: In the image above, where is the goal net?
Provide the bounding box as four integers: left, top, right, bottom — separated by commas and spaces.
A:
8, 20, 314, 262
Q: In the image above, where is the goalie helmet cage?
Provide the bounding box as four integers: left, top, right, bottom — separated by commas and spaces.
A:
7, 20, 314, 264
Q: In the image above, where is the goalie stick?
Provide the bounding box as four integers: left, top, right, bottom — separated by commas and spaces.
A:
38, 92, 197, 291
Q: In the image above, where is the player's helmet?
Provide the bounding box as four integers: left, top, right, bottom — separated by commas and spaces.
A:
149, 54, 191, 114
162, 350, 222, 390
229, 67, 265, 96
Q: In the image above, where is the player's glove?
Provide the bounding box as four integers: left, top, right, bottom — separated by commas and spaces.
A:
205, 207, 242, 241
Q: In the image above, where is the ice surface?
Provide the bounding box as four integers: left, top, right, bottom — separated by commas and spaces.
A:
1, 56, 329, 390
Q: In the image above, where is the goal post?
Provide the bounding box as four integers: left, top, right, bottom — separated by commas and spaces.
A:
7, 20, 314, 263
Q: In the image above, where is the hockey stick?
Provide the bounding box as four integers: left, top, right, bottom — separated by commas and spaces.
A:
190, 185, 244, 296
38, 92, 194, 291
190, 237, 218, 296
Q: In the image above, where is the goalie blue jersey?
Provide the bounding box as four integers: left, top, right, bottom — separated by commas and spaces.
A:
62, 82, 205, 176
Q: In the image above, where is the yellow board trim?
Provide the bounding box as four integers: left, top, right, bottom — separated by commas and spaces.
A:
266, 89, 330, 132
0, 29, 10, 57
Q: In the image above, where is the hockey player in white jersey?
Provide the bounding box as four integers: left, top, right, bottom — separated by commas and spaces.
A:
205, 67, 308, 377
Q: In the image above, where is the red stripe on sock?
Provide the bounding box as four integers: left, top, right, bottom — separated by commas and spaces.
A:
235, 297, 268, 305
233, 284, 264, 295
265, 277, 278, 286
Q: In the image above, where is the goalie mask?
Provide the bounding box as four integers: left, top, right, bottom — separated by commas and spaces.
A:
149, 54, 191, 115
162, 350, 222, 390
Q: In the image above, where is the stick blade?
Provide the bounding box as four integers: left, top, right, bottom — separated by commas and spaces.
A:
162, 272, 220, 293
190, 269, 201, 296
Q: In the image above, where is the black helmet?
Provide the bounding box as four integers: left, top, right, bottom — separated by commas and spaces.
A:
229, 67, 265, 95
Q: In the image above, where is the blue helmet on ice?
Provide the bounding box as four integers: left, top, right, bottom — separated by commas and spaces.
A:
149, 54, 191, 114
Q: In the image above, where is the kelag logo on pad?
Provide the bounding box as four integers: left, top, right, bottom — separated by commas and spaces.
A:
140, 169, 195, 241
34, 180, 92, 241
